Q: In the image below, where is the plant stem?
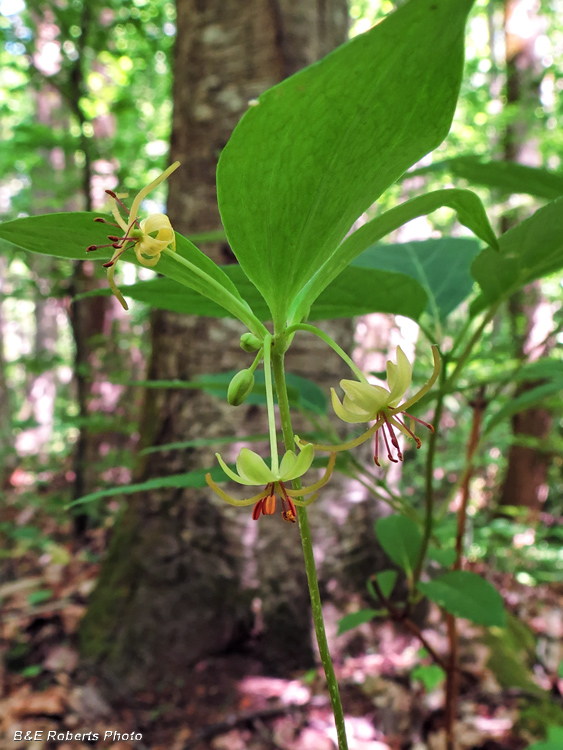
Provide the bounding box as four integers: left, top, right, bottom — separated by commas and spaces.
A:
262, 335, 279, 473
369, 576, 448, 671
445, 303, 499, 395
286, 323, 367, 383
444, 385, 487, 750
412, 352, 447, 585
161, 246, 268, 339
271, 344, 349, 750
444, 612, 459, 750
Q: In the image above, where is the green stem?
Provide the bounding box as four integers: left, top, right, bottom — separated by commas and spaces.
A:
414, 304, 499, 582
413, 353, 448, 585
286, 323, 367, 383
161, 247, 268, 339
262, 335, 279, 474
271, 342, 349, 750
445, 304, 500, 395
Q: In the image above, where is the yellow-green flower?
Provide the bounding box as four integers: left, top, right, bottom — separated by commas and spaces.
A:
332, 346, 415, 424
206, 444, 335, 522
300, 346, 440, 465
87, 161, 180, 310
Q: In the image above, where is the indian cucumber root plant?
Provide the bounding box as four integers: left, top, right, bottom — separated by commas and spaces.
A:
2, 1, 563, 748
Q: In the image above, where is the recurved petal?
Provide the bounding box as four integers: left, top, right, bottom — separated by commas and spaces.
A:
340, 396, 375, 419
106, 262, 128, 311
236, 447, 276, 485
278, 450, 297, 479
216, 452, 247, 484
386, 346, 412, 407
282, 443, 314, 481
129, 162, 180, 225
140, 213, 174, 235
134, 245, 161, 266
331, 388, 372, 424
136, 234, 171, 255
139, 215, 176, 254
341, 379, 391, 414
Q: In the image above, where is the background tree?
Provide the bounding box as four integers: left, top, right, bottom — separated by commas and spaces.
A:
499, 0, 555, 512
79, 0, 352, 691
0, 0, 175, 506
0, 1, 562, 745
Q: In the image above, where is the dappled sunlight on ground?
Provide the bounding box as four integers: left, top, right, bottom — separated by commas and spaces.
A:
0, 507, 561, 749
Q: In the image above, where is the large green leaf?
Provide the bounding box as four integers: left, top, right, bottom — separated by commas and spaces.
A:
138, 433, 270, 456
407, 156, 563, 200
527, 727, 563, 750
217, 0, 475, 327
99, 371, 328, 415
68, 465, 226, 508
417, 571, 505, 627
82, 262, 427, 322
471, 197, 563, 309
350, 238, 481, 322
337, 609, 380, 636
375, 515, 422, 578
308, 265, 427, 321
193, 371, 328, 415
367, 570, 399, 602
0, 212, 262, 334
89, 275, 271, 320
291, 188, 498, 322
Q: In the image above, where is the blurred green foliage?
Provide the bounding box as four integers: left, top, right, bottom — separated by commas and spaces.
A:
0, 0, 561, 598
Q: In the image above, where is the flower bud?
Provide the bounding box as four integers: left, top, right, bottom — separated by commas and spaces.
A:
240, 333, 262, 352
227, 369, 255, 406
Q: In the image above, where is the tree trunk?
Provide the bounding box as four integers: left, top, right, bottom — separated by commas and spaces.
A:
63, 3, 135, 521
499, 0, 553, 513
80, 0, 351, 692
499, 284, 553, 512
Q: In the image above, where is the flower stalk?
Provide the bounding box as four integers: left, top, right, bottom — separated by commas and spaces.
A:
271, 338, 349, 750
299, 345, 441, 467
88, 162, 268, 340
88, 162, 181, 309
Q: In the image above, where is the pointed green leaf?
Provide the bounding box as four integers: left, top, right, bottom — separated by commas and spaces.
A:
193, 370, 328, 416
0, 213, 261, 333
426, 546, 457, 569
313, 266, 427, 321
337, 609, 380, 636
417, 571, 506, 627
375, 515, 422, 577
350, 238, 481, 322
81, 264, 427, 322
408, 156, 563, 200
514, 359, 563, 382
218, 0, 475, 326
138, 433, 270, 456
67, 465, 228, 508
374, 570, 399, 601
292, 188, 497, 322
527, 727, 563, 750
411, 663, 446, 691
471, 197, 563, 309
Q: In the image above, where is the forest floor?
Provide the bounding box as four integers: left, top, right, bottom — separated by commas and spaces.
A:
1, 497, 562, 750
